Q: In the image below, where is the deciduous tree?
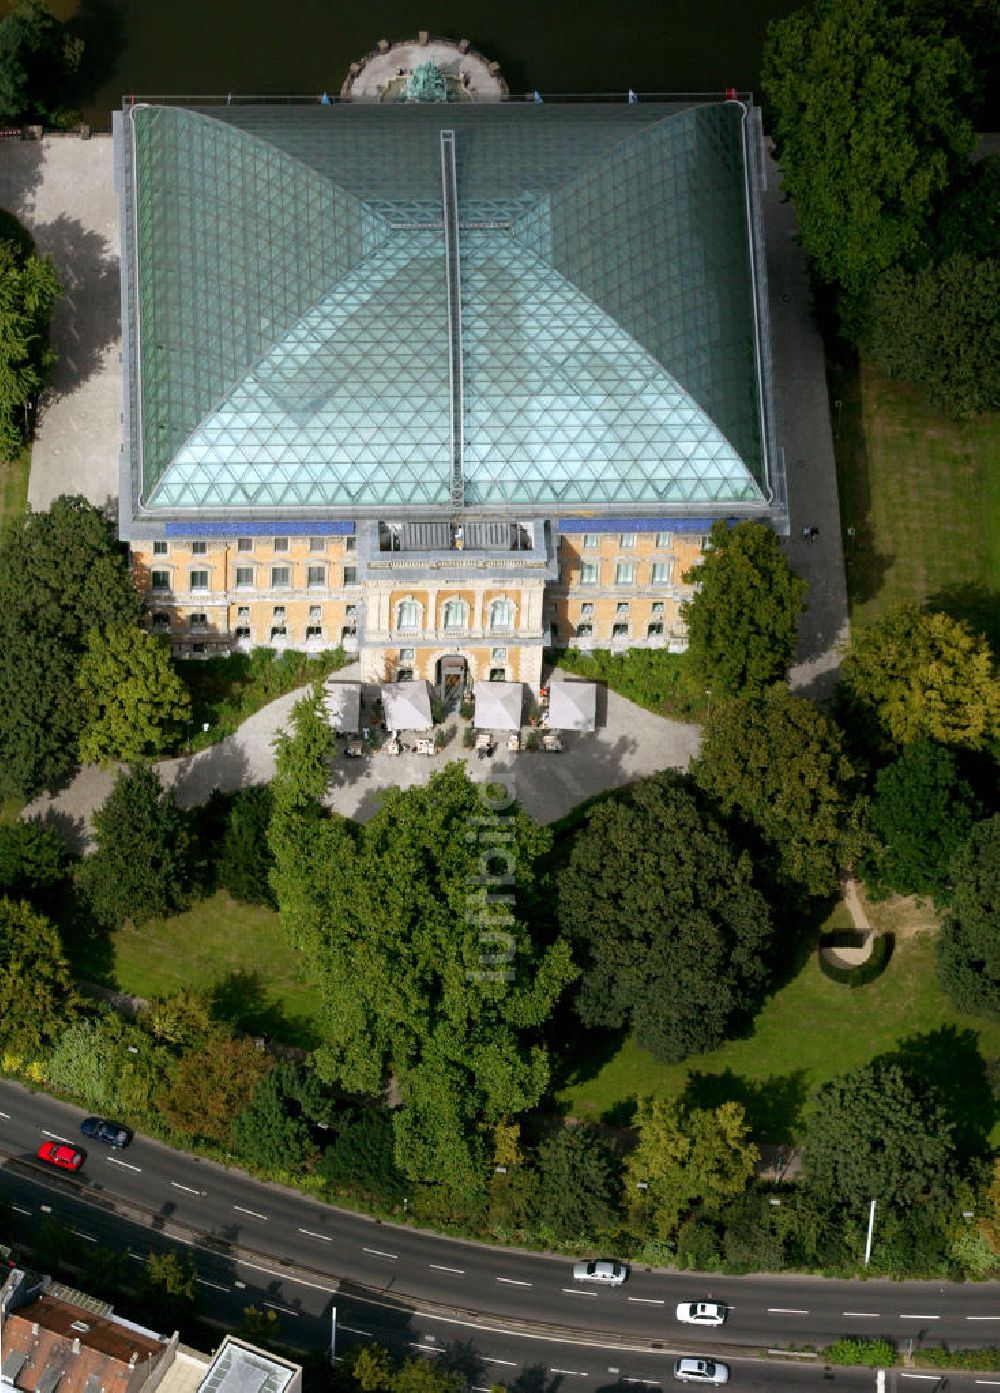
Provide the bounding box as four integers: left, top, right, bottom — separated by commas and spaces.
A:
694, 687, 864, 897
762, 0, 975, 295
839, 606, 1000, 750
0, 897, 76, 1054
681, 520, 806, 698
156, 1031, 272, 1143
0, 819, 67, 898
78, 765, 193, 928
0, 212, 60, 456
0, 0, 84, 126
557, 773, 773, 1063
77, 623, 191, 764
936, 816, 1000, 1017
532, 1125, 621, 1242
216, 784, 276, 907
47, 1011, 168, 1119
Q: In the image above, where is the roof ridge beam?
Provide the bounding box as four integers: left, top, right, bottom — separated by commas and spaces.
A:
440, 129, 465, 509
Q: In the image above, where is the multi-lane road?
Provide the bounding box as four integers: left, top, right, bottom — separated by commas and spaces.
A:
1, 1080, 997, 1391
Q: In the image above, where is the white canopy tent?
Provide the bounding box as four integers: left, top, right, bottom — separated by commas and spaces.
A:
473, 681, 524, 731
547, 680, 597, 733
322, 679, 361, 733
381, 680, 434, 731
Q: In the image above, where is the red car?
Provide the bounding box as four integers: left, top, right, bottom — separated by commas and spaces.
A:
36, 1141, 85, 1172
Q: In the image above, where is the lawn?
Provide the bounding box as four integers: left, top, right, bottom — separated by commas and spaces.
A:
831, 356, 1000, 647
557, 925, 1000, 1146
0, 445, 30, 533
98, 891, 326, 1049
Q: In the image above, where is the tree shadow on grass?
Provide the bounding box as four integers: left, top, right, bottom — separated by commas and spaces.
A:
209, 969, 321, 1052
681, 1068, 811, 1146
926, 580, 1000, 654
878, 1025, 997, 1163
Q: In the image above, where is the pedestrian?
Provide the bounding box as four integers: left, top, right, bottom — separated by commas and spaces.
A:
809, 526, 821, 541
801, 526, 810, 540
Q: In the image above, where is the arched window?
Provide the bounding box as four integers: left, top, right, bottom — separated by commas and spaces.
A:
442, 598, 468, 631
395, 599, 420, 631
489, 598, 515, 632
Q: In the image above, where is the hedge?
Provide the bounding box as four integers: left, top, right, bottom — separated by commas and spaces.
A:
818, 932, 894, 987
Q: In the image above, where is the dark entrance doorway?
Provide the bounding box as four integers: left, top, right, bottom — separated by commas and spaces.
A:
436, 654, 466, 711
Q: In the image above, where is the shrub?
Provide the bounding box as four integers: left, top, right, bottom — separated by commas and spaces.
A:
824, 1339, 895, 1368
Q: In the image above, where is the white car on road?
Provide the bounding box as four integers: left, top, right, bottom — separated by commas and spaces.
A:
675, 1301, 727, 1326
571, 1259, 629, 1285
673, 1358, 730, 1384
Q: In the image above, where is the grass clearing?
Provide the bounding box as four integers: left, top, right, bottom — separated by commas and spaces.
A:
831, 356, 1000, 647
92, 891, 324, 1049
548, 647, 706, 722
557, 920, 1000, 1146
0, 445, 30, 532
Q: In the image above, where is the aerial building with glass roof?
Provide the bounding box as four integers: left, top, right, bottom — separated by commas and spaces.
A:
114, 93, 783, 694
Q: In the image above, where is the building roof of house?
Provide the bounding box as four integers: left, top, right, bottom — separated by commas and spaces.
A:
2, 1293, 165, 1393
119, 100, 773, 516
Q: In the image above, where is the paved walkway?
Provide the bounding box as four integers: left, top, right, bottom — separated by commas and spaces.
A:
23, 668, 700, 849
0, 134, 121, 511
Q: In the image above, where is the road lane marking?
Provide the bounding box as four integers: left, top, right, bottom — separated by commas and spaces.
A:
196, 1278, 229, 1292
967, 1315, 1000, 1321
339, 1326, 373, 1338
170, 1181, 205, 1196
127, 1250, 147, 1262
843, 1311, 880, 1317
900, 1377, 940, 1383
429, 1264, 465, 1275
263, 1301, 300, 1317
0, 1110, 10, 1119
975, 1382, 1000, 1387
362, 1246, 398, 1260
627, 1297, 664, 1305
42, 1130, 72, 1143
549, 1371, 588, 1378
12, 1204, 31, 1215
72, 1230, 97, 1242
297, 1228, 331, 1242
107, 1156, 142, 1173
899, 1314, 940, 1320
482, 1359, 516, 1367
767, 1307, 809, 1314
233, 1204, 268, 1219
496, 1277, 532, 1287
409, 1344, 439, 1354
622, 1380, 660, 1386
233, 1256, 335, 1294
562, 1288, 598, 1297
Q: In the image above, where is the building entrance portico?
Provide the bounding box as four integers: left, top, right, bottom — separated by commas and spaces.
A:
436, 654, 467, 710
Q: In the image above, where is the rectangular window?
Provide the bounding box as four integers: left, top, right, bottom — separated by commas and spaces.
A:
656, 531, 672, 549
189, 570, 209, 592
616, 601, 630, 616
396, 668, 414, 683
191, 541, 207, 556
345, 535, 357, 552
345, 605, 357, 621
619, 533, 636, 549
582, 533, 599, 549
191, 642, 206, 656
273, 537, 289, 553
235, 566, 254, 588
549, 623, 559, 642
399, 647, 415, 663
151, 611, 170, 633
308, 605, 322, 623
491, 647, 507, 663
576, 622, 593, 638
237, 537, 253, 553
189, 613, 207, 630
651, 561, 671, 584
615, 561, 635, 585
306, 564, 326, 588
612, 622, 629, 637
151, 570, 170, 591
306, 624, 322, 639
580, 602, 594, 618
309, 537, 326, 553
396, 601, 419, 631
270, 565, 290, 588
647, 621, 664, 637
152, 540, 168, 556
344, 566, 358, 585
651, 601, 665, 615
272, 605, 286, 621
580, 562, 599, 585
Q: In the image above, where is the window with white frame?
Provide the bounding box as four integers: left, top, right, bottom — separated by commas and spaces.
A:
273, 537, 289, 553
576, 621, 593, 637
306, 564, 326, 588
151, 570, 170, 591
581, 561, 599, 584
309, 537, 326, 553
270, 565, 290, 588
489, 597, 515, 631
651, 561, 671, 584
306, 604, 322, 639
189, 613, 207, 630
652, 601, 665, 615
616, 601, 630, 616
152, 540, 168, 556
442, 598, 468, 631
613, 621, 629, 637
234, 605, 251, 641
648, 618, 664, 637
235, 566, 254, 588
395, 599, 420, 631
398, 647, 415, 663
271, 605, 287, 640
397, 667, 414, 682
189, 570, 209, 592
151, 611, 170, 632
491, 647, 507, 663
656, 531, 672, 549
237, 537, 253, 553
582, 533, 599, 549
490, 667, 506, 681
619, 532, 636, 549
580, 602, 594, 618
191, 541, 207, 556
344, 565, 358, 584
615, 560, 635, 585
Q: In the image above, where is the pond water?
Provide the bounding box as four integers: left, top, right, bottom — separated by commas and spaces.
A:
59, 0, 802, 124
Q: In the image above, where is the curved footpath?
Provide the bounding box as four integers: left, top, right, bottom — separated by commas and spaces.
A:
22, 666, 700, 849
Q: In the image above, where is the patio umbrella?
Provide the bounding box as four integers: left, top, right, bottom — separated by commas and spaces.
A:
381, 680, 434, 731
472, 681, 524, 731
322, 679, 361, 733
547, 680, 597, 732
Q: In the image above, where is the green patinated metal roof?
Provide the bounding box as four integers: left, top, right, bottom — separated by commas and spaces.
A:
125, 101, 768, 512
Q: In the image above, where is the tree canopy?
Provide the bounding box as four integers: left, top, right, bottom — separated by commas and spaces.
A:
762, 0, 976, 295
78, 765, 193, 928
557, 773, 773, 1063
77, 623, 191, 765
0, 897, 76, 1055
936, 816, 1000, 1017
803, 1062, 955, 1212
0, 1, 84, 125
864, 253, 1000, 417
0, 215, 60, 457
865, 740, 980, 900
269, 748, 575, 1193
693, 687, 863, 897
0, 497, 141, 798
0, 819, 67, 899
625, 1097, 758, 1240
156, 1031, 272, 1143
839, 605, 1000, 750
532, 1124, 621, 1242
680, 520, 806, 698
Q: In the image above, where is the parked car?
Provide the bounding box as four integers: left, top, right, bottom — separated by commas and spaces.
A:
80, 1117, 132, 1149
572, 1259, 629, 1286
36, 1141, 85, 1172
676, 1301, 728, 1326
673, 1359, 729, 1385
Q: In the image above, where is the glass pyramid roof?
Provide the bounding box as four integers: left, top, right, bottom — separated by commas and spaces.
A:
124, 101, 769, 512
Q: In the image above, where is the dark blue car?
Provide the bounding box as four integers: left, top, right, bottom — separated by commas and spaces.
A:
80, 1117, 132, 1149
